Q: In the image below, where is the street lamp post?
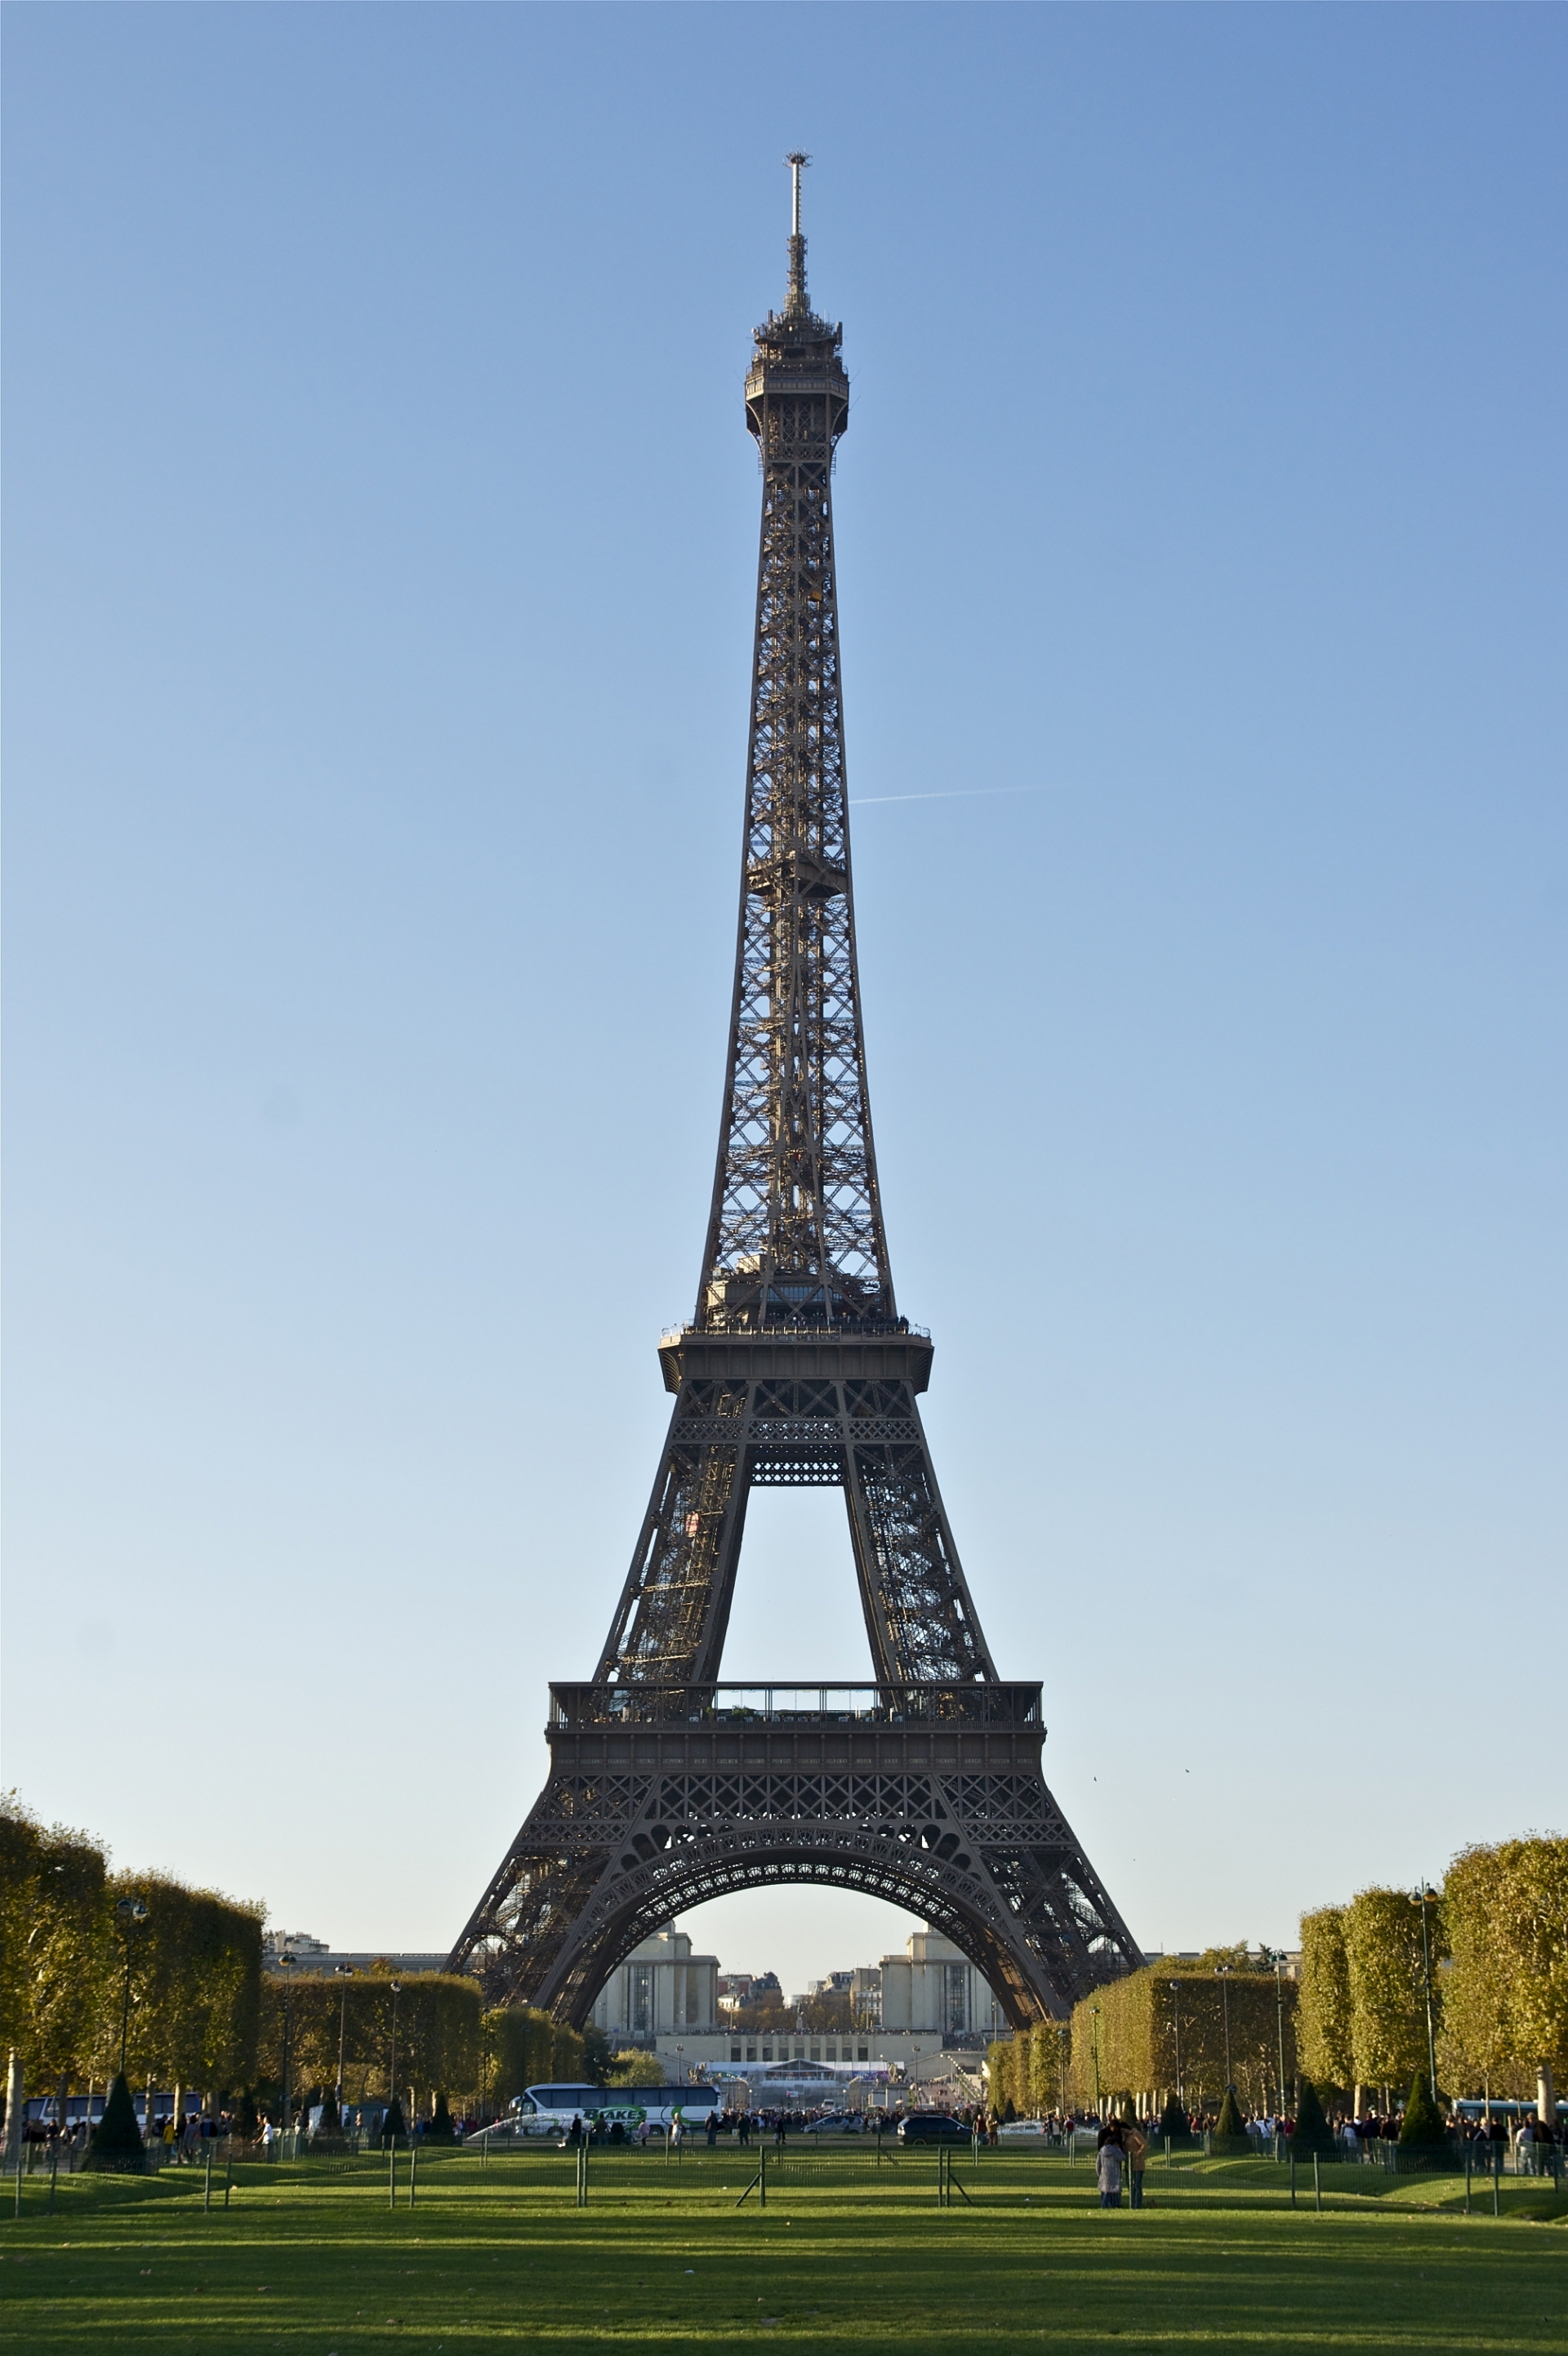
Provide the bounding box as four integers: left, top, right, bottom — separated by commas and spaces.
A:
1416, 1886, 1439, 2094
114, 1899, 149, 2083
388, 1982, 403, 2141
1263, 1949, 1289, 2116
1214, 1967, 1234, 2091
1168, 1983, 1183, 2109
277, 1953, 295, 2147
333, 1966, 354, 2117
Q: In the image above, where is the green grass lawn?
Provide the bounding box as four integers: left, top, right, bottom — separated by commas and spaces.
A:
2, 2145, 1563, 2353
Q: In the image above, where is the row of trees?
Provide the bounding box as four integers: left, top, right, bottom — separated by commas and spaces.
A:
1, 1799, 262, 2112
987, 1946, 1297, 2119
0, 1797, 588, 2126
988, 1838, 1566, 2120
1298, 1838, 1566, 2101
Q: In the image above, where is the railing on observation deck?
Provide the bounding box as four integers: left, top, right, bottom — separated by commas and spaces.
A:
549, 1683, 1043, 1729
659, 1320, 932, 1345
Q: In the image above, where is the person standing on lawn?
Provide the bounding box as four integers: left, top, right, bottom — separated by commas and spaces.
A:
1125, 2121, 1148, 2207
1095, 2122, 1125, 2208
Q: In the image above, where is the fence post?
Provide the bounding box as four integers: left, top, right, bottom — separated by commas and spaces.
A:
203, 2146, 212, 2213
389, 2146, 397, 2212
1492, 2145, 1500, 2218
223, 2149, 234, 2208
1289, 2152, 1295, 2208
409, 2145, 418, 2209
759, 2146, 766, 2209
1312, 2154, 1321, 2213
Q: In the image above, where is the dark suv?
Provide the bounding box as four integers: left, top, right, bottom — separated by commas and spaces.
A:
896, 2113, 969, 2144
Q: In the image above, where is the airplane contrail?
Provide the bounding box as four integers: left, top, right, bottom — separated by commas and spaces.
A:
849, 784, 1054, 808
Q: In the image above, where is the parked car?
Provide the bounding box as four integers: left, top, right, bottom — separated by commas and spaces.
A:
997, 2118, 1051, 2139
897, 2113, 969, 2144
804, 2112, 865, 2135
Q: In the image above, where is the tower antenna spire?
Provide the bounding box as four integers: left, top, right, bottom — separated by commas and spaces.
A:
785, 149, 810, 314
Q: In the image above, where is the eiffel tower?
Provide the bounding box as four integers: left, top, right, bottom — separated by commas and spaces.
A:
448, 159, 1140, 2026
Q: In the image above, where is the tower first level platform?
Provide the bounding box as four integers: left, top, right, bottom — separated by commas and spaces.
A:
457, 1681, 1134, 2030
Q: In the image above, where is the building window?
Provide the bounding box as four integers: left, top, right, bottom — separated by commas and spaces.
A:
746, 2047, 756, 2063
762, 2046, 773, 2062
631, 1964, 653, 2036
809, 2045, 821, 2062
731, 2046, 742, 2062
858, 2046, 869, 2062
944, 1963, 968, 2039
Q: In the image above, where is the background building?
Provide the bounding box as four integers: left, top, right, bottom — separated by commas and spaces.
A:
590, 1930, 719, 2045
877, 1931, 1008, 2044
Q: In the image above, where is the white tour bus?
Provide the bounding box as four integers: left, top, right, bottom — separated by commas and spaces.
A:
511, 2082, 722, 2135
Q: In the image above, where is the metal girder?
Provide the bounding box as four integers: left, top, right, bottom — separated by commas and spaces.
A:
592, 1355, 996, 1689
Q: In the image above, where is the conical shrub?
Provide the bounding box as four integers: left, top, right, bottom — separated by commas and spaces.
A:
1157, 2093, 1192, 2143
426, 2091, 456, 2145
1214, 2087, 1248, 2139
380, 2097, 407, 2147
1398, 2071, 1447, 2147
1291, 2077, 1337, 2158
84, 2073, 146, 2173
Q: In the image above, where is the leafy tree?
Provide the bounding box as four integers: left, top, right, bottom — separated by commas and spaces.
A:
985, 2038, 1018, 2116
798, 1990, 854, 2032
579, 2023, 612, 2084
0, 1798, 112, 2111
1067, 1969, 1295, 2115
1440, 1838, 1568, 2098
550, 2022, 586, 2081
262, 1971, 479, 2109
605, 2049, 666, 2087
1297, 1908, 1353, 2092
1398, 2069, 1447, 2147
100, 1873, 262, 2097
84, 2073, 145, 2172
1344, 1888, 1440, 2092
1290, 2077, 1336, 2157
483, 2007, 557, 2109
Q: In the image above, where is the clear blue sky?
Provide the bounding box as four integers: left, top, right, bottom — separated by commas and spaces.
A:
4, 4, 1563, 1998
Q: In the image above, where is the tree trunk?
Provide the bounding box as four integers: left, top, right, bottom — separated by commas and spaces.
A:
4, 2049, 22, 2163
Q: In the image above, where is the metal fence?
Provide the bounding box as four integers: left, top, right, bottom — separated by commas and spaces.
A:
7, 2125, 1558, 2220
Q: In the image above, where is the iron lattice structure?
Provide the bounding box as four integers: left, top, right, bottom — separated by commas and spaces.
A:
449, 162, 1140, 2026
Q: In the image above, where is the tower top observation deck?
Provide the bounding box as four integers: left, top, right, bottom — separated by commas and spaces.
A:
746, 152, 849, 444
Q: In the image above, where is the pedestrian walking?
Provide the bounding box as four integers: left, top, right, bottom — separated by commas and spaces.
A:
1095, 2127, 1124, 2208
